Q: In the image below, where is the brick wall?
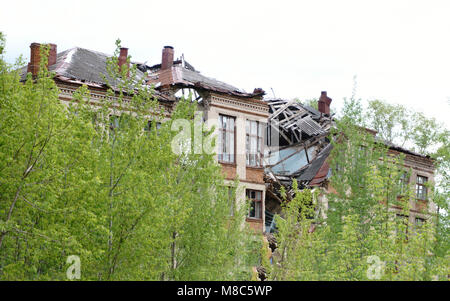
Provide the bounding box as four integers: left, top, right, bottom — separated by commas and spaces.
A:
221, 163, 237, 180
246, 167, 264, 183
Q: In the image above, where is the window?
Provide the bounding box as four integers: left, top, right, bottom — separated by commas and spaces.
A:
265, 210, 277, 233
265, 122, 273, 147
227, 186, 235, 216
246, 120, 263, 167
109, 115, 120, 130
109, 114, 131, 130
416, 175, 428, 200
246, 189, 262, 219
399, 172, 409, 195
396, 214, 409, 223
218, 115, 235, 163
396, 214, 409, 237
353, 145, 368, 187
145, 120, 161, 132
415, 217, 426, 227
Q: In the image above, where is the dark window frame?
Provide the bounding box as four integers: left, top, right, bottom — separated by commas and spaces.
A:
218, 114, 236, 164
145, 120, 162, 133
246, 120, 263, 167
246, 189, 263, 220
416, 175, 428, 201
415, 217, 426, 227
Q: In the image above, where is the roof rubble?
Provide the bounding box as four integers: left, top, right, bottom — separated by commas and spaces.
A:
262, 96, 334, 234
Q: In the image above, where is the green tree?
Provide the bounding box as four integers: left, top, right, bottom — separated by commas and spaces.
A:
0, 36, 99, 279
0, 34, 256, 280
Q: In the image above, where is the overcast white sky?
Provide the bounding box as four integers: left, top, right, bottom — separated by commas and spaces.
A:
1, 0, 449, 127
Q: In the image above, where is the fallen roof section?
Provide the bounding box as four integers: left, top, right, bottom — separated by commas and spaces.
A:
296, 143, 333, 185
147, 59, 265, 98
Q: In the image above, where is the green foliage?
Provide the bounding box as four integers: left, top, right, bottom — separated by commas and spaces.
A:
267, 97, 449, 281
0, 34, 254, 280
363, 99, 445, 156
296, 98, 318, 110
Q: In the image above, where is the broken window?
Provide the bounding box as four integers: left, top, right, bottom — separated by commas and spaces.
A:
246, 120, 263, 167
416, 175, 428, 200
247, 189, 262, 219
265, 210, 277, 233
218, 114, 235, 164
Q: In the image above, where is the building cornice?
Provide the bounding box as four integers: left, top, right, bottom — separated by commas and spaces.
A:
208, 94, 269, 117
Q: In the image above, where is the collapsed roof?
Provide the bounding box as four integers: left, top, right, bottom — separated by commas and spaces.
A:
263, 94, 334, 229
264, 93, 334, 189
146, 46, 265, 99
263, 91, 435, 234
265, 98, 330, 145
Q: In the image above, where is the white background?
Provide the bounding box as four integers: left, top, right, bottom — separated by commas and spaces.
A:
1, 0, 449, 127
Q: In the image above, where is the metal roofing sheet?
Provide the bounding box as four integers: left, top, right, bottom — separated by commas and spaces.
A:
297, 143, 333, 182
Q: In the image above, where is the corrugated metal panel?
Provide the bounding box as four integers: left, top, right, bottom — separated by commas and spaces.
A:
295, 115, 325, 136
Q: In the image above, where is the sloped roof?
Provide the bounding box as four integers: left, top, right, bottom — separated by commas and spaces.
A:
381, 139, 431, 159
180, 67, 247, 95
147, 61, 265, 98
19, 47, 174, 101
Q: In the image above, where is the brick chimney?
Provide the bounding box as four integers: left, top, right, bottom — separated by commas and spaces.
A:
48, 44, 57, 66
253, 88, 265, 99
161, 46, 174, 70
27, 43, 41, 76
27, 42, 57, 77
318, 91, 332, 115
159, 46, 174, 88
118, 47, 129, 76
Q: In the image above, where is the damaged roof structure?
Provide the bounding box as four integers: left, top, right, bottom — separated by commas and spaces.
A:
145, 46, 265, 101
262, 91, 435, 235
263, 92, 334, 231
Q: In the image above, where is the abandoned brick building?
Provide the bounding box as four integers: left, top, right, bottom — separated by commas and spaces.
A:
263, 93, 436, 234
20, 42, 436, 239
